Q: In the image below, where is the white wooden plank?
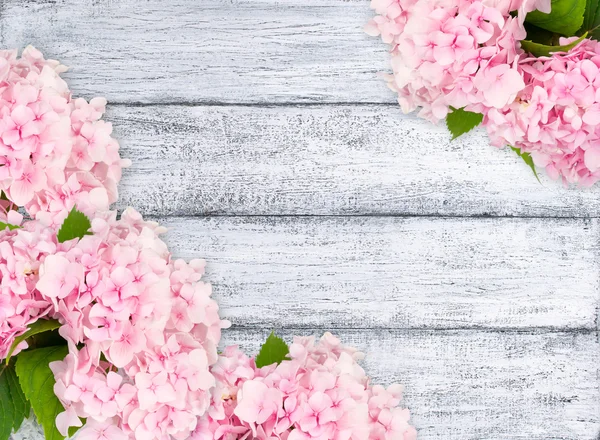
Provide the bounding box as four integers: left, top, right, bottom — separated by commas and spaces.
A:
157, 216, 600, 330
0, 0, 391, 104
12, 329, 600, 440
112, 105, 600, 217
220, 328, 600, 440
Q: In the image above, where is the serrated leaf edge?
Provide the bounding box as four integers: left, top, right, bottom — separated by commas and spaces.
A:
15, 347, 68, 440
446, 107, 484, 140
255, 331, 291, 368
0, 366, 16, 440
56, 207, 93, 244
510, 146, 541, 183
6, 366, 28, 431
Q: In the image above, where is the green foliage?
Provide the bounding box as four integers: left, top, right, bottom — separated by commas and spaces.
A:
446, 107, 483, 140
510, 146, 541, 182
26, 330, 65, 352
525, 0, 585, 35
15, 347, 69, 440
580, 0, 600, 39
6, 319, 62, 364
0, 222, 20, 232
57, 207, 92, 243
255, 332, 290, 368
68, 423, 84, 438
0, 364, 30, 440
520, 33, 587, 56
524, 22, 558, 45
0, 191, 8, 202
5, 366, 29, 432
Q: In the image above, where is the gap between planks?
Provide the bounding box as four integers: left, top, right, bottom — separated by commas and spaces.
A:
110, 102, 402, 108
227, 325, 600, 334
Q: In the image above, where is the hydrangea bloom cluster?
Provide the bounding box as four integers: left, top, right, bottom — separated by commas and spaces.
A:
45, 209, 228, 439
0, 210, 51, 360
1, 208, 228, 440
192, 333, 417, 440
1, 47, 416, 440
367, 0, 600, 185
0, 45, 129, 223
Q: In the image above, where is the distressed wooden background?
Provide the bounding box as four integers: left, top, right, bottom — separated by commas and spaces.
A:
3, 1, 600, 439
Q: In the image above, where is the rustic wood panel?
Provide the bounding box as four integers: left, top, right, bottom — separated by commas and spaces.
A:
11, 329, 599, 440
156, 216, 600, 330
0, 0, 391, 104
220, 328, 600, 440
3, 2, 599, 440
111, 105, 600, 217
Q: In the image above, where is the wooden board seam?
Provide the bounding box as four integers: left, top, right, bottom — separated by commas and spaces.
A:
227, 325, 600, 334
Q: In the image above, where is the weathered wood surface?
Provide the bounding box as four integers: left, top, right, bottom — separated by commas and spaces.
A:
3, 0, 600, 439
111, 105, 600, 217
11, 329, 600, 440
220, 328, 600, 440
0, 0, 391, 104
158, 216, 600, 330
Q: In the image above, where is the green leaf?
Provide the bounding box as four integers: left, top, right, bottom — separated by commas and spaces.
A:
255, 332, 290, 368
519, 33, 587, 56
26, 329, 65, 352
0, 364, 30, 440
0, 222, 20, 231
56, 207, 92, 243
510, 146, 541, 183
524, 0, 585, 36
68, 422, 84, 438
5, 365, 29, 431
524, 22, 559, 45
579, 0, 600, 38
446, 107, 483, 140
15, 346, 69, 440
6, 319, 62, 364
0, 368, 16, 440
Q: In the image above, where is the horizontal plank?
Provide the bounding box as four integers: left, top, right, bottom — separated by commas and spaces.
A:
220, 328, 600, 440
157, 216, 600, 330
0, 0, 392, 104
112, 105, 600, 217
12, 329, 600, 439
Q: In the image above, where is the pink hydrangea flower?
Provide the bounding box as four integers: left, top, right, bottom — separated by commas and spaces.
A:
366, 0, 600, 186
193, 333, 417, 440
1, 47, 417, 440
0, 46, 130, 220
0, 207, 229, 440
44, 208, 230, 440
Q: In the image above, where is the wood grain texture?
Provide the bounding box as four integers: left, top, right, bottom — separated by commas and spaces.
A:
10, 329, 600, 440
221, 328, 600, 440
3, 2, 599, 439
0, 0, 392, 104
157, 216, 600, 330
111, 104, 600, 217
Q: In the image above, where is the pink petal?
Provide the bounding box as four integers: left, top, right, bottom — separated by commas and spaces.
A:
585, 147, 600, 172
107, 371, 123, 390
55, 406, 82, 436
108, 341, 134, 368
8, 179, 34, 206
11, 105, 35, 126
583, 109, 600, 125
156, 383, 177, 403
433, 46, 455, 66
88, 187, 109, 210
2, 129, 20, 146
